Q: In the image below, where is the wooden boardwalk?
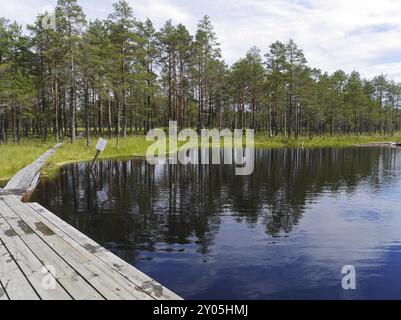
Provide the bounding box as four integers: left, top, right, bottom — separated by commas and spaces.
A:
0, 145, 182, 300
2, 143, 62, 200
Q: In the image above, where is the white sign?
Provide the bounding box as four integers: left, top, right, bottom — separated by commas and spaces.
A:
96, 138, 108, 152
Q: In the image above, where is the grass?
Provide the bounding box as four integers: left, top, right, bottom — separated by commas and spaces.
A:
42, 136, 158, 177
1, 133, 401, 182
42, 136, 189, 177
0, 140, 54, 183
254, 133, 401, 148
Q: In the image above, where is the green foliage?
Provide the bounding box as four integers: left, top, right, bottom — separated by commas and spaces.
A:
1, 0, 401, 148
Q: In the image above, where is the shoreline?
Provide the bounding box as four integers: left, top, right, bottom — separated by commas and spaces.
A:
2, 134, 401, 181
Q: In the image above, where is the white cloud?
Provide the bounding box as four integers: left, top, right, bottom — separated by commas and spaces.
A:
0, 0, 48, 25
1, 0, 401, 80
132, 0, 193, 26
204, 0, 401, 80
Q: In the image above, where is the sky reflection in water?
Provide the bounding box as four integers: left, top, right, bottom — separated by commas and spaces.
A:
32, 147, 401, 299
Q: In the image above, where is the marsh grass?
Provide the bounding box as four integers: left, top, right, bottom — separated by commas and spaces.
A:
0, 140, 54, 183
43, 136, 156, 176
254, 134, 401, 148
1, 133, 401, 181
42, 136, 188, 176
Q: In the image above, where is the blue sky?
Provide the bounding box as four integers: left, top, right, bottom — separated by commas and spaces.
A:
2, 0, 401, 80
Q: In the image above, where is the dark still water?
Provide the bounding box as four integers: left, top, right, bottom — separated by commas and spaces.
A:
32, 148, 401, 300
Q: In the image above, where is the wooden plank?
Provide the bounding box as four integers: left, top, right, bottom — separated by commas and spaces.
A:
0, 217, 71, 300
28, 202, 182, 300
19, 236, 104, 300
1, 198, 135, 300
3, 144, 62, 195
0, 243, 39, 300
8, 197, 154, 300
0, 201, 104, 300
4, 196, 153, 300
0, 281, 9, 300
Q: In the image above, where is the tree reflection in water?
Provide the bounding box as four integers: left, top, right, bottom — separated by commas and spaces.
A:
32, 147, 401, 299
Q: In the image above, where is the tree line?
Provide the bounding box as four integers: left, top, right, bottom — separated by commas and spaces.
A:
0, 0, 400, 145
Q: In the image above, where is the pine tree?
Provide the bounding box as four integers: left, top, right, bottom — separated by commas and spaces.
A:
107, 0, 139, 145
265, 41, 286, 136
56, 0, 86, 143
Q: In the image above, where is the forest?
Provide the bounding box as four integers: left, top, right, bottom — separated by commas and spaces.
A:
0, 0, 399, 146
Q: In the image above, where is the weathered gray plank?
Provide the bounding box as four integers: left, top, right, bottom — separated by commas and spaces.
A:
0, 243, 39, 300
10, 197, 154, 300
0, 281, 9, 300
3, 144, 62, 197
1, 198, 134, 300
0, 217, 71, 300
0, 200, 104, 300
4, 196, 153, 300
28, 202, 182, 300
